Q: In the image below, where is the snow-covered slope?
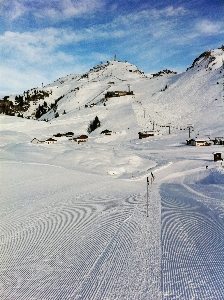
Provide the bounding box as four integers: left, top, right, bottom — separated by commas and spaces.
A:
1, 46, 223, 138
0, 46, 224, 300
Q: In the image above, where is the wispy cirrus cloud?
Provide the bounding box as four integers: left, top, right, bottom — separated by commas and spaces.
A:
0, 4, 198, 79
195, 20, 224, 35
0, 25, 125, 64
0, 66, 48, 97
114, 5, 189, 24
1, 2, 223, 96
150, 5, 189, 18
0, 24, 125, 93
167, 19, 224, 46
1, 5, 221, 70
0, 0, 27, 20
0, 0, 105, 21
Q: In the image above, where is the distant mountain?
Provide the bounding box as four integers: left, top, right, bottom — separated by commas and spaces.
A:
0, 46, 223, 134
151, 69, 178, 77
187, 45, 224, 70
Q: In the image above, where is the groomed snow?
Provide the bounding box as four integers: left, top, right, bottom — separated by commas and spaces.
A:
1, 50, 224, 299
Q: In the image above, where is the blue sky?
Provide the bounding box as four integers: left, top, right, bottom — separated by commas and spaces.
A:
0, 0, 223, 96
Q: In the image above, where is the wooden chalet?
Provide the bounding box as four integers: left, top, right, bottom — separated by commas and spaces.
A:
72, 135, 88, 143
212, 137, 224, 145
45, 138, 57, 144
190, 139, 211, 146
213, 152, 223, 162
138, 131, 156, 139
53, 133, 63, 137
65, 132, 74, 137
104, 91, 134, 99
31, 138, 45, 144
186, 139, 194, 145
101, 129, 113, 135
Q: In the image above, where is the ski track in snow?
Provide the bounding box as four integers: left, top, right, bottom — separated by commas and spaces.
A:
161, 183, 224, 300
0, 191, 161, 299
1, 160, 224, 299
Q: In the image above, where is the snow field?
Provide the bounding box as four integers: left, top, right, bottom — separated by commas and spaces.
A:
1, 49, 224, 299
1, 165, 162, 299
161, 180, 224, 300
1, 118, 224, 299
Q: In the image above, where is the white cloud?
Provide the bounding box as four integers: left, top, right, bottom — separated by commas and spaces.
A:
151, 6, 189, 18
1, 0, 105, 21
60, 0, 103, 18
169, 19, 224, 45
0, 29, 79, 66
195, 20, 224, 35
0, 4, 194, 96
0, 25, 126, 66
0, 26, 109, 95
0, 66, 47, 96
104, 5, 190, 43
0, 0, 27, 20
114, 5, 189, 25
1, 4, 223, 96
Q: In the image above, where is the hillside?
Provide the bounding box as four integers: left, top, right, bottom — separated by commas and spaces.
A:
0, 47, 223, 139
0, 46, 224, 299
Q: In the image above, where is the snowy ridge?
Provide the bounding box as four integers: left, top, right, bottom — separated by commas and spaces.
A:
1, 46, 223, 133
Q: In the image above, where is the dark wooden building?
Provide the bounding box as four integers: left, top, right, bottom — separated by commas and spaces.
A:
138, 131, 156, 139
105, 91, 134, 99
213, 152, 223, 162
101, 129, 112, 135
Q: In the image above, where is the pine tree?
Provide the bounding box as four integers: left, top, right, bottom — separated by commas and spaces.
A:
88, 116, 100, 133
35, 107, 41, 119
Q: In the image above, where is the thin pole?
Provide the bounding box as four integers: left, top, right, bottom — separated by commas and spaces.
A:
187, 124, 193, 138
146, 177, 149, 217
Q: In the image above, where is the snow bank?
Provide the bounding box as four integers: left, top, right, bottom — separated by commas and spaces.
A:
199, 166, 224, 184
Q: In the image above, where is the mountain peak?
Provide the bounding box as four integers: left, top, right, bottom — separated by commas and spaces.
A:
86, 60, 146, 82
0, 46, 223, 127
187, 46, 224, 71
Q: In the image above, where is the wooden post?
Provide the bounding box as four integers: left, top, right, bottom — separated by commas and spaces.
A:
146, 177, 149, 217
187, 124, 193, 138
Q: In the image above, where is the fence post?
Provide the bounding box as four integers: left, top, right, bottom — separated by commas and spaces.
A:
147, 177, 149, 217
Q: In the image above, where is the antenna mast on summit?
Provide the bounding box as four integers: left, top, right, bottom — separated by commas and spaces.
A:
222, 59, 224, 104
114, 54, 117, 61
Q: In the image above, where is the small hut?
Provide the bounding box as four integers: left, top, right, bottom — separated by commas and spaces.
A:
138, 131, 156, 139
213, 152, 223, 162
65, 132, 74, 137
72, 135, 88, 143
101, 129, 113, 135
53, 133, 63, 137
186, 139, 194, 145
31, 138, 44, 144
191, 139, 211, 146
45, 138, 57, 144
